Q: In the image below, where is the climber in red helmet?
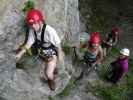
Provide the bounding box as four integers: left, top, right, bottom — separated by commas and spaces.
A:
102, 27, 120, 57
83, 32, 103, 70
15, 9, 64, 91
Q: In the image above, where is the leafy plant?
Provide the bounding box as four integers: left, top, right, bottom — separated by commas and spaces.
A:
22, 0, 35, 13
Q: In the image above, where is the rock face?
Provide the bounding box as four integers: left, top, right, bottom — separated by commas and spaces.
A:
1, 0, 133, 100
0, 0, 79, 100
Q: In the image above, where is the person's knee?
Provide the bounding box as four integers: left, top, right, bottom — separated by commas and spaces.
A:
46, 66, 55, 80
46, 71, 54, 80
46, 58, 57, 79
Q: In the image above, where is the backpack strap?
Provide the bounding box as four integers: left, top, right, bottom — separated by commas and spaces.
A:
23, 24, 30, 45
33, 23, 46, 42
41, 23, 46, 43
34, 31, 37, 41
23, 23, 46, 45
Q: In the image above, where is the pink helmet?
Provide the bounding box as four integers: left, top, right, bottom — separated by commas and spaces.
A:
26, 9, 44, 25
111, 27, 119, 36
89, 32, 100, 44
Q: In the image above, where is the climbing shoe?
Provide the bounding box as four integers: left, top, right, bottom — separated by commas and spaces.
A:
48, 79, 56, 91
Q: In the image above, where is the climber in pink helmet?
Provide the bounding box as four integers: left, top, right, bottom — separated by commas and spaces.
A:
83, 32, 103, 70
102, 27, 120, 57
15, 9, 64, 91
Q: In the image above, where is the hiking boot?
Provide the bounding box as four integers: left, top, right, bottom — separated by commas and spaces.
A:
48, 79, 56, 91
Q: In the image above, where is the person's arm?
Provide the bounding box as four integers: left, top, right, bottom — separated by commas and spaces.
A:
112, 36, 118, 46
103, 33, 113, 46
103, 33, 109, 43
15, 30, 35, 61
93, 46, 103, 66
56, 44, 64, 62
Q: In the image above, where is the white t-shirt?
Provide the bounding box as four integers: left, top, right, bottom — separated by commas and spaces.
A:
25, 24, 61, 49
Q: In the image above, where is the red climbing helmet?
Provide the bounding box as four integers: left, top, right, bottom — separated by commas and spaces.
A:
26, 9, 44, 26
89, 32, 100, 44
111, 27, 119, 36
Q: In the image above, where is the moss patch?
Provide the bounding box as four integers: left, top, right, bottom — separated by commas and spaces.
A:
56, 79, 76, 97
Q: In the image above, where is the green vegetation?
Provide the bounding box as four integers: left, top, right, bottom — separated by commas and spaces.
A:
16, 54, 38, 70
56, 79, 76, 97
94, 85, 128, 100
48, 96, 54, 100
89, 14, 105, 32
22, 0, 35, 13
62, 40, 71, 55
62, 45, 72, 55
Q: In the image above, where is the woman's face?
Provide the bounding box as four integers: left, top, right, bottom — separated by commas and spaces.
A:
30, 21, 41, 32
119, 53, 126, 59
91, 43, 99, 49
